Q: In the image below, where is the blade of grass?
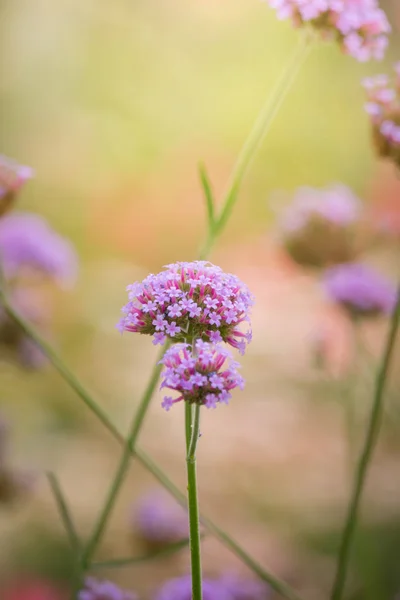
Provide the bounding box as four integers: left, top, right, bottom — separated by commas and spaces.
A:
198, 162, 215, 228
90, 537, 190, 570
47, 471, 80, 553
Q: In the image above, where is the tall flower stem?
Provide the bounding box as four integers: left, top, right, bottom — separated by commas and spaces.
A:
199, 34, 311, 259
330, 288, 400, 600
185, 403, 202, 600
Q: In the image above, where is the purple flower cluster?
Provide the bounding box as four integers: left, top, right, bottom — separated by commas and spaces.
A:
0, 155, 33, 217
323, 262, 396, 317
118, 261, 253, 355
279, 185, 362, 268
266, 0, 390, 61
134, 490, 188, 546
155, 574, 269, 600
0, 212, 78, 287
363, 64, 400, 167
160, 340, 244, 411
78, 578, 137, 600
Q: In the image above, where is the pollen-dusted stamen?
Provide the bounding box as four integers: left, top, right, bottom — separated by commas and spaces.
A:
159, 340, 244, 410
265, 0, 390, 62
118, 261, 253, 354
322, 262, 396, 318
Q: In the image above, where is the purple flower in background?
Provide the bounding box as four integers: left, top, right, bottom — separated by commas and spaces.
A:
219, 574, 270, 600
323, 262, 396, 317
118, 261, 253, 354
133, 490, 188, 547
160, 340, 244, 410
0, 212, 78, 287
278, 185, 362, 268
363, 64, 400, 167
265, 0, 390, 62
154, 575, 231, 600
0, 155, 33, 217
78, 578, 137, 600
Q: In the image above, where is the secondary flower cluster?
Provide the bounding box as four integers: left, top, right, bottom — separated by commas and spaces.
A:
363, 64, 400, 168
0, 155, 78, 369
160, 340, 244, 410
279, 185, 362, 268
118, 261, 253, 354
323, 262, 396, 317
266, 0, 390, 62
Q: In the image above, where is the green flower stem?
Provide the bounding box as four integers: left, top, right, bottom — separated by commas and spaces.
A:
330, 289, 400, 600
47, 472, 81, 554
81, 342, 168, 567
199, 34, 311, 259
185, 403, 203, 600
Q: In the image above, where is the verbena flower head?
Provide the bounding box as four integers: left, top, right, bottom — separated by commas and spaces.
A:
154, 575, 231, 600
160, 340, 244, 410
78, 579, 137, 600
133, 490, 188, 547
118, 261, 253, 355
0, 212, 77, 287
219, 574, 270, 600
0, 155, 33, 217
323, 262, 396, 317
279, 185, 362, 268
266, 0, 390, 61
363, 64, 400, 167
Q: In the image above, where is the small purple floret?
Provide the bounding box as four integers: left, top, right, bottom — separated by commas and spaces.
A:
154, 575, 231, 600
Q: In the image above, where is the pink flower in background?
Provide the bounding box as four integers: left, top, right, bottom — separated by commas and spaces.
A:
277, 185, 363, 268
0, 155, 33, 217
265, 0, 390, 61
0, 212, 78, 287
118, 261, 253, 354
160, 340, 244, 410
2, 578, 66, 600
363, 64, 400, 168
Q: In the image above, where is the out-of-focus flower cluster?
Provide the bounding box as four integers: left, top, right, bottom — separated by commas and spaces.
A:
323, 262, 396, 318
118, 261, 253, 355
0, 417, 34, 504
154, 574, 269, 600
363, 65, 400, 168
133, 491, 188, 548
0, 155, 77, 369
279, 185, 362, 268
78, 578, 137, 600
266, 0, 390, 62
160, 340, 244, 410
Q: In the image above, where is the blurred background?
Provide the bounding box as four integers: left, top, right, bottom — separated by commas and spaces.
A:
1, 0, 400, 598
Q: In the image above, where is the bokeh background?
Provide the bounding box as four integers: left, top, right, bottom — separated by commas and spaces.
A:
1, 0, 400, 599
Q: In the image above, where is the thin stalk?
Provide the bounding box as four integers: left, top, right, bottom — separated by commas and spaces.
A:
185, 403, 202, 600
47, 472, 80, 553
330, 289, 400, 600
81, 343, 167, 567
199, 34, 311, 259
90, 537, 190, 570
